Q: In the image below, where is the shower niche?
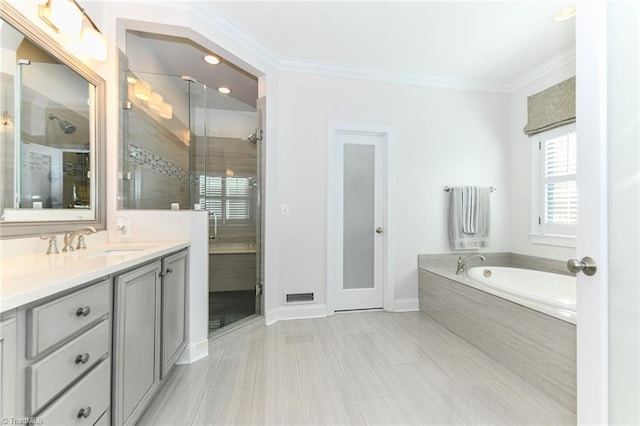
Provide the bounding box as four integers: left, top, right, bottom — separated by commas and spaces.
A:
118, 29, 263, 332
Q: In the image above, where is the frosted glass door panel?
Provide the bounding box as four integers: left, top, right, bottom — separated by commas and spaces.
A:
343, 144, 375, 290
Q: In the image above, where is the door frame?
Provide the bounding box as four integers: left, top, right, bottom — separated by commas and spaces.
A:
327, 122, 395, 314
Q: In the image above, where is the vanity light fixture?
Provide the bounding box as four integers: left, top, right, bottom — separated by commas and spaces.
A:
203, 55, 220, 65
81, 26, 107, 61
149, 91, 164, 111
217, 87, 231, 94
39, 0, 108, 61
159, 102, 173, 120
554, 6, 576, 22
134, 80, 151, 102
39, 0, 83, 36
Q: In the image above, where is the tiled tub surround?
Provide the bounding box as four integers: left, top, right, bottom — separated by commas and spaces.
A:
418, 253, 576, 412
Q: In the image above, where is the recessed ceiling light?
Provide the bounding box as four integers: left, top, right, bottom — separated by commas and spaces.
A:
203, 55, 220, 65
554, 6, 576, 22
217, 87, 231, 94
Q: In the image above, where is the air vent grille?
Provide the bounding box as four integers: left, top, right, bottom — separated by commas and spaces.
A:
285, 293, 314, 304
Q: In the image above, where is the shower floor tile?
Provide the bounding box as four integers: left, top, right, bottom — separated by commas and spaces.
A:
208, 290, 255, 332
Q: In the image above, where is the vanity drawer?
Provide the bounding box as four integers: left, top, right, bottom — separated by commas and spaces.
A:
27, 320, 109, 414
27, 279, 110, 358
37, 359, 110, 425
93, 409, 110, 426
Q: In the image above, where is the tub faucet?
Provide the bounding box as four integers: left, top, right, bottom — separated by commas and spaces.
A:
456, 254, 486, 276
62, 226, 97, 252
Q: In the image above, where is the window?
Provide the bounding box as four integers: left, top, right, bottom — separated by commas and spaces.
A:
199, 175, 254, 225
530, 124, 577, 246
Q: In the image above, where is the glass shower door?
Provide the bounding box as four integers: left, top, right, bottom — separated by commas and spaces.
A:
121, 71, 191, 210
197, 83, 260, 332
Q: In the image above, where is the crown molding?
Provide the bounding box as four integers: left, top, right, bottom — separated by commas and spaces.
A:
192, 4, 575, 94
280, 58, 513, 93
190, 4, 279, 69
507, 49, 576, 92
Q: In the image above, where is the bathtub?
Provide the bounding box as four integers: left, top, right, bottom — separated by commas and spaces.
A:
467, 266, 576, 318
418, 261, 577, 411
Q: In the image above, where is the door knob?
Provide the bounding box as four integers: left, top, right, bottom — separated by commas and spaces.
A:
567, 256, 597, 276
375, 227, 383, 234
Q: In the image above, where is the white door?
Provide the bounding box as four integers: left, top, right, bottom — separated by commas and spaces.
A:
335, 132, 384, 311
576, 1, 608, 422
604, 1, 640, 424
576, 1, 640, 423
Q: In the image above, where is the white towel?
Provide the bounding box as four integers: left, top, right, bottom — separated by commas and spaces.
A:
462, 186, 478, 234
449, 187, 490, 250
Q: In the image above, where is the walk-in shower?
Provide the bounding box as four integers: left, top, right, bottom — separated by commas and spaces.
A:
120, 63, 262, 333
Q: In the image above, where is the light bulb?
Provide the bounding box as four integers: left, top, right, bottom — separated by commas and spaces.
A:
149, 92, 163, 111
159, 102, 173, 119
134, 80, 151, 102
81, 27, 107, 61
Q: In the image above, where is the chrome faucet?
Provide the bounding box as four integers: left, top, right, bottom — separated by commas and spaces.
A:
456, 254, 486, 276
62, 226, 97, 252
40, 234, 59, 255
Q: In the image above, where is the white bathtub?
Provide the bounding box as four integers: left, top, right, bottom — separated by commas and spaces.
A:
467, 266, 576, 323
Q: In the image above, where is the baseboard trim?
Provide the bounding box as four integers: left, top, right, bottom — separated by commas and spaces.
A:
265, 304, 329, 325
394, 298, 419, 312
176, 337, 208, 365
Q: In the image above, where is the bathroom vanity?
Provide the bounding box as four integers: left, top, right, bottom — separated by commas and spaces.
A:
0, 241, 189, 425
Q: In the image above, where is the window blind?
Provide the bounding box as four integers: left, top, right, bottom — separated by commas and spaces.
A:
543, 130, 577, 225
523, 77, 576, 136
198, 175, 252, 222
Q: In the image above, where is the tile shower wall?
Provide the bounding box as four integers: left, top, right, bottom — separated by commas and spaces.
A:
123, 106, 189, 209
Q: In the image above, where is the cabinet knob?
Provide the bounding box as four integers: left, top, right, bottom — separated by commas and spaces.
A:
77, 406, 92, 419
75, 353, 90, 364
166, 268, 173, 274
76, 306, 91, 317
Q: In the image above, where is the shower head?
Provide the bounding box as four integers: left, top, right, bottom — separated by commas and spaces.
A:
48, 113, 76, 134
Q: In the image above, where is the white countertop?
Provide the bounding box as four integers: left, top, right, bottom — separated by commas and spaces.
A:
0, 241, 189, 313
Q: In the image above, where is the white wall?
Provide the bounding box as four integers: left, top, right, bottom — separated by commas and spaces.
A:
507, 61, 577, 260
275, 71, 510, 307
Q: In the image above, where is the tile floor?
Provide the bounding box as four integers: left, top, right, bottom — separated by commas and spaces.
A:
139, 311, 576, 425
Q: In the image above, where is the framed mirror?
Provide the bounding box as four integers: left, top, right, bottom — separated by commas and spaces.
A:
0, 2, 105, 238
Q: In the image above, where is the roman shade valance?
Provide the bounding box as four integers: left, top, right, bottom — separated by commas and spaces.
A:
523, 76, 576, 136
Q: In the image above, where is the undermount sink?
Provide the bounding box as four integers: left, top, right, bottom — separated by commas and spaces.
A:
70, 247, 149, 257
97, 249, 146, 256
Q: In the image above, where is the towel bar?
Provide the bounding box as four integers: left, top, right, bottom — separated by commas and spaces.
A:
444, 186, 496, 192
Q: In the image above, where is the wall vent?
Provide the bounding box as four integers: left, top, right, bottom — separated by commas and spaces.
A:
285, 292, 314, 304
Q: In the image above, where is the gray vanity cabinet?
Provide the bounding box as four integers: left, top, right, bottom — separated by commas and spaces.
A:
0, 314, 17, 420
113, 261, 162, 426
161, 250, 188, 379
113, 249, 188, 426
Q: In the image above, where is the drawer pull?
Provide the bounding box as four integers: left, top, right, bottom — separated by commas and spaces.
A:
76, 306, 91, 317
75, 353, 90, 364
77, 406, 92, 419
